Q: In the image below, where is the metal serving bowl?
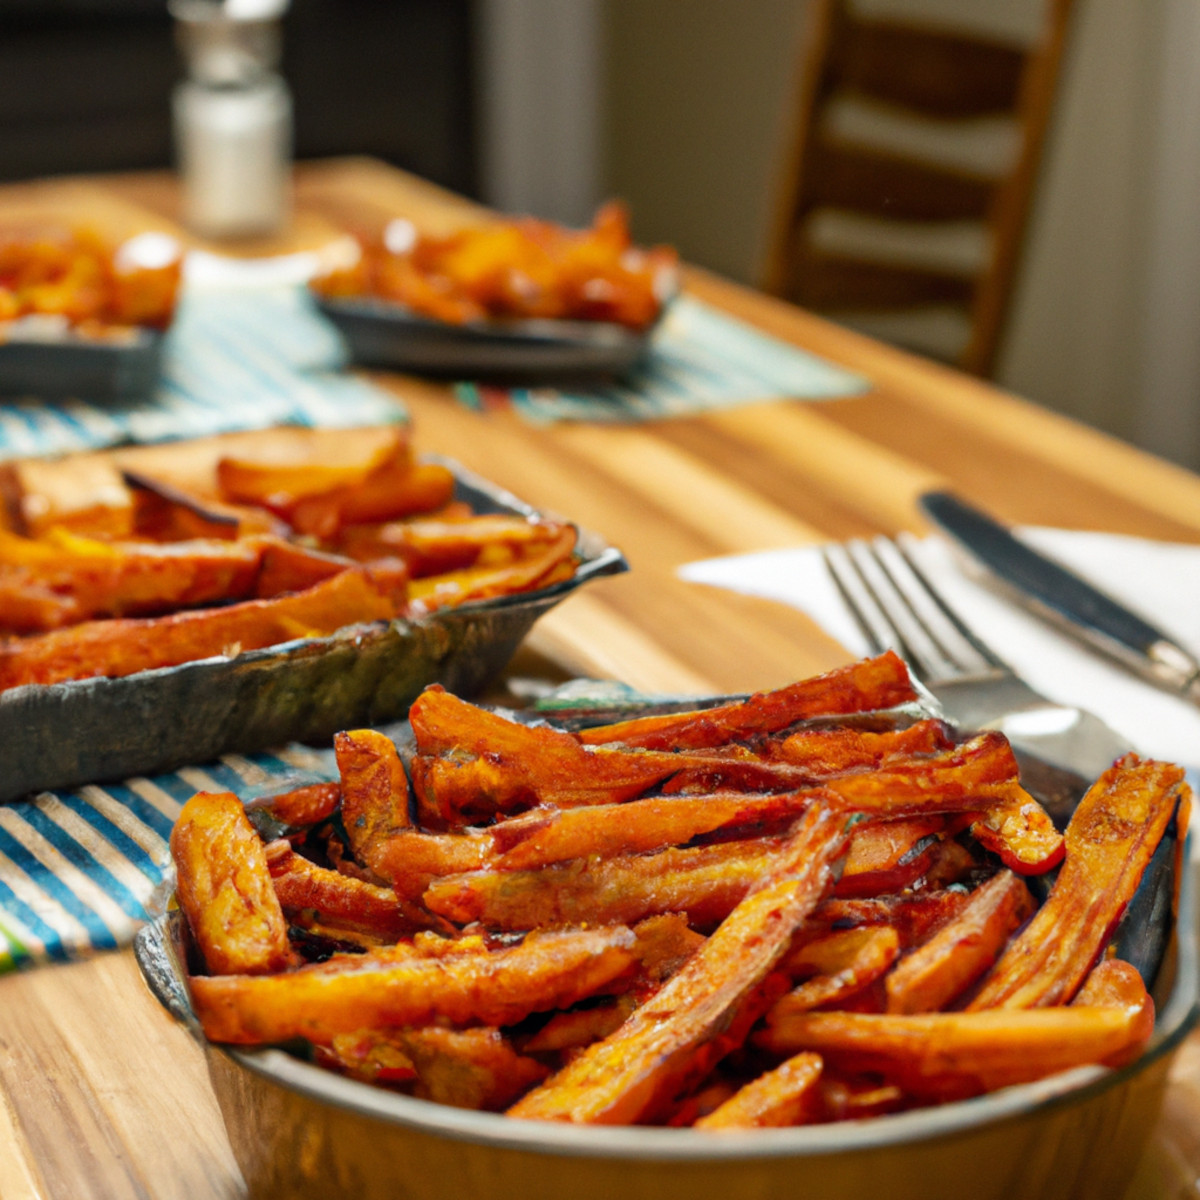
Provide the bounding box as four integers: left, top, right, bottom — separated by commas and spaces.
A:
134, 847, 1198, 1200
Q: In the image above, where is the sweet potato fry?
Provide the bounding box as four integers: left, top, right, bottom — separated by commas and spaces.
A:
406, 523, 578, 615
124, 470, 246, 541
507, 807, 848, 1123
490, 790, 818, 871
967, 787, 1065, 874
170, 791, 293, 976
693, 1053, 823, 1129
266, 841, 430, 941
522, 996, 639, 1054
365, 828, 492, 902
335, 513, 569, 578
334, 729, 412, 863
574, 651, 917, 749
252, 539, 360, 599
810, 891, 972, 949
409, 689, 689, 823
777, 926, 901, 1010
885, 870, 1035, 1014
7, 452, 134, 538
0, 528, 264, 632
256, 782, 341, 828
775, 719, 954, 771
395, 1026, 550, 1110
215, 426, 409, 510
191, 924, 640, 1045
314, 1029, 417, 1085
755, 1002, 1154, 1102
834, 817, 949, 898
968, 755, 1186, 1010
424, 837, 789, 930
0, 565, 399, 691
291, 461, 456, 539
1071, 959, 1156, 1063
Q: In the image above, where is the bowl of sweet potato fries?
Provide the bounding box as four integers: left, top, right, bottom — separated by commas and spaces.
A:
0, 424, 625, 800
136, 652, 1198, 1200
0, 225, 181, 400
308, 202, 678, 380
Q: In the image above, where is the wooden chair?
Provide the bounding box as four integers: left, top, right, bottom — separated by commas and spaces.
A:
762, 0, 1074, 376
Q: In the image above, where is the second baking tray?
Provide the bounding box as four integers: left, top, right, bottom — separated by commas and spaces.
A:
0, 459, 627, 802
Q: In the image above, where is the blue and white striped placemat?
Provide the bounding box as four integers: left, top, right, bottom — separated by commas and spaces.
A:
455, 294, 869, 423
0, 743, 338, 971
0, 285, 408, 461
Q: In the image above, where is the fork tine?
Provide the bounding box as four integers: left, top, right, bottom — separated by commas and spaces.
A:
821, 535, 1004, 685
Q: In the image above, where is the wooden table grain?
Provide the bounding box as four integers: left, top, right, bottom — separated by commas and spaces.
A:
1, 157, 1198, 1198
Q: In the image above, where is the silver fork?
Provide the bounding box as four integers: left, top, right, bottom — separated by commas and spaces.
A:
822, 533, 1135, 821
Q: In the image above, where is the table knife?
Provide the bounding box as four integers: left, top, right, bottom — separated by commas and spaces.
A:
918, 490, 1200, 704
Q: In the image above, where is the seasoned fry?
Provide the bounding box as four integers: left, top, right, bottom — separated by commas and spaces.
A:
366, 828, 491, 902
885, 870, 1035, 1014
335, 513, 570, 578
0, 566, 399, 691
423, 838, 790, 930
507, 807, 848, 1123
778, 926, 901, 1010
406, 523, 578, 614
693, 1053, 823, 1129
522, 996, 639, 1054
756, 1001, 1154, 1102
191, 925, 640, 1045
255, 782, 341, 828
333, 729, 412, 864
266, 841, 429, 941
574, 651, 918, 749
395, 1026, 550, 1110
967, 787, 1065, 874
170, 791, 293, 976
968, 756, 1187, 1010
490, 790, 817, 871
775, 718, 954, 770
834, 817, 950, 898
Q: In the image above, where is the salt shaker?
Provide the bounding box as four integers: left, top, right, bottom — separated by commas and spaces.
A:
170, 0, 292, 239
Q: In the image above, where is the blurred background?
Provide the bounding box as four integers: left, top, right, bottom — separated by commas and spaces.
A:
2, 0, 1198, 471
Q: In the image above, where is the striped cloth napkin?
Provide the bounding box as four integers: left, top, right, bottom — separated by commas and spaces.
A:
0, 743, 337, 970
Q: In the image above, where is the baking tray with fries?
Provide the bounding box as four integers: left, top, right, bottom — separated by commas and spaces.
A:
0, 425, 626, 801
135, 653, 1198, 1200
309, 201, 678, 381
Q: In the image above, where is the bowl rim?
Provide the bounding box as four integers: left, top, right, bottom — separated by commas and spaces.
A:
138, 841, 1199, 1164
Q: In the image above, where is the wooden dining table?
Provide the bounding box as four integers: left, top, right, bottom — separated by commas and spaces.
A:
0, 156, 1199, 1199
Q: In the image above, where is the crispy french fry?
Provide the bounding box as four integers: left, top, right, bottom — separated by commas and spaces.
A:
490, 790, 817, 871
775, 719, 954, 771
256, 782, 341, 828
365, 828, 491, 902
170, 791, 293, 976
191, 925, 640, 1045
968, 756, 1186, 1010
315, 1030, 417, 1084
396, 1026, 550, 1110
0, 566, 399, 691
334, 729, 412, 861
834, 817, 950, 898
693, 1053, 823, 1129
335, 513, 569, 578
293, 461, 456, 539
967, 787, 1065, 874
508, 807, 848, 1123
522, 996, 639, 1054
0, 528, 263, 632
778, 926, 901, 1010
424, 837, 790, 930
811, 891, 973, 950
755, 1002, 1154, 1102
885, 870, 1035, 1014
266, 841, 429, 941
574, 651, 918, 749
406, 523, 577, 615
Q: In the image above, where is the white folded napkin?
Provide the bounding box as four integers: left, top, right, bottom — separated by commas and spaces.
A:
679, 528, 1200, 771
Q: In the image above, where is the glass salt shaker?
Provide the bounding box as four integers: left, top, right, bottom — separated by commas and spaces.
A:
169, 0, 292, 239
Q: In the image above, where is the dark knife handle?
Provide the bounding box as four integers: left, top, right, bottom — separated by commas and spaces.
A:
919, 491, 1200, 695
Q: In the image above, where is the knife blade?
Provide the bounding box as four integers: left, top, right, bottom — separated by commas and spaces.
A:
918, 490, 1200, 704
